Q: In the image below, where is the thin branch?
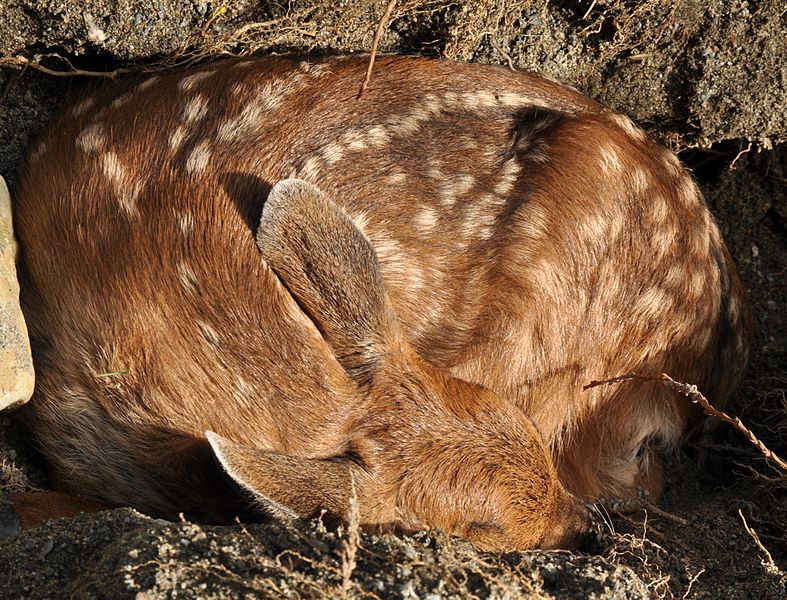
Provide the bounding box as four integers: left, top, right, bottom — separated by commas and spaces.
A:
729, 141, 753, 171
644, 503, 689, 526
357, 0, 397, 99
340, 478, 361, 593
0, 55, 135, 78
738, 508, 785, 579
584, 372, 787, 473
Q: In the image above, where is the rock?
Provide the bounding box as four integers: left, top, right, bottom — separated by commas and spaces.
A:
0, 175, 33, 411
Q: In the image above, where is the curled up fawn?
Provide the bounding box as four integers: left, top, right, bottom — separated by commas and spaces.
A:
5, 55, 750, 551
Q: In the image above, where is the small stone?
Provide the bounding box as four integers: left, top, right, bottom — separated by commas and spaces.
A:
0, 176, 35, 412
400, 581, 417, 599
38, 539, 54, 559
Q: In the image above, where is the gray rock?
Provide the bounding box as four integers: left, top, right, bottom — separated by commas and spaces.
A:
0, 176, 33, 411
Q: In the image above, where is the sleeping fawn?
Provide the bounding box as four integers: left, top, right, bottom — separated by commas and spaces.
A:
6, 55, 749, 550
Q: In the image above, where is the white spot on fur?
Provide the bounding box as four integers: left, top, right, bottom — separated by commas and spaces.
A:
183, 95, 208, 123
246, 73, 308, 116
650, 219, 678, 259
177, 261, 198, 295
232, 375, 256, 409
494, 158, 522, 196
462, 195, 499, 240
77, 124, 106, 153
414, 206, 438, 233
197, 320, 221, 346
169, 126, 187, 153
690, 223, 711, 256
649, 194, 670, 225
387, 172, 407, 185
102, 152, 140, 216
179, 71, 214, 92
461, 138, 479, 151
369, 234, 403, 264
218, 103, 263, 142
137, 76, 159, 91
663, 263, 687, 290
606, 208, 626, 242
497, 92, 541, 108
111, 93, 132, 108
599, 143, 623, 175
687, 267, 707, 299
678, 177, 701, 207
297, 60, 328, 77
611, 113, 646, 141
321, 142, 345, 165
219, 75, 308, 141
186, 142, 211, 174
575, 207, 611, 243
177, 211, 194, 236
298, 156, 322, 180
71, 97, 95, 117
517, 202, 549, 240
366, 125, 390, 148
347, 138, 367, 152
630, 167, 650, 195
462, 90, 497, 108
367, 231, 424, 298
387, 95, 444, 136
442, 90, 458, 105
634, 286, 673, 322
441, 174, 475, 207
428, 166, 443, 181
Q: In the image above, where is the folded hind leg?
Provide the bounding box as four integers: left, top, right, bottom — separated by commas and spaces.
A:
2, 491, 110, 535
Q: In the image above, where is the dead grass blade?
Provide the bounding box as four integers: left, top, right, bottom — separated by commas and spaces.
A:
358, 0, 398, 99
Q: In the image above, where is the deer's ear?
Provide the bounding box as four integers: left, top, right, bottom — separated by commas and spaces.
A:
205, 431, 368, 521
257, 179, 399, 385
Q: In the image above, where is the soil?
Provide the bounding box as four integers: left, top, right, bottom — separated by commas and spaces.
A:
0, 1, 785, 598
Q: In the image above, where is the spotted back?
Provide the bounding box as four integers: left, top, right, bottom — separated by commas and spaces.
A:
14, 55, 749, 524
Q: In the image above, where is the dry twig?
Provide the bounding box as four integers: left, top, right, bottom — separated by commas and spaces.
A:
584, 372, 787, 473
0, 55, 136, 78
738, 508, 786, 580
358, 0, 398, 99
340, 482, 361, 593
644, 503, 689, 526
729, 141, 753, 171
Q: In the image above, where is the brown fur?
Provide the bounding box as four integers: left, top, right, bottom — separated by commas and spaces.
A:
11, 55, 749, 548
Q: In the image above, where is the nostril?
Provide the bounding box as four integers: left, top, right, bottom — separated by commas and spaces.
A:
576, 503, 607, 554
576, 528, 605, 554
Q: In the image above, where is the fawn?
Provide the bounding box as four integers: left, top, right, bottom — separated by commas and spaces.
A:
7, 55, 749, 550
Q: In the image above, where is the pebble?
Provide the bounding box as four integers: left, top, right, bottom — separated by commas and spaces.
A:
38, 539, 54, 559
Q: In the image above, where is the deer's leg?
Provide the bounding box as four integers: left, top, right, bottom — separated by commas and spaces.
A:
3, 491, 110, 534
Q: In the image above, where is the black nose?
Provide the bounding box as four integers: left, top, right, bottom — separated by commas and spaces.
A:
576, 504, 606, 554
